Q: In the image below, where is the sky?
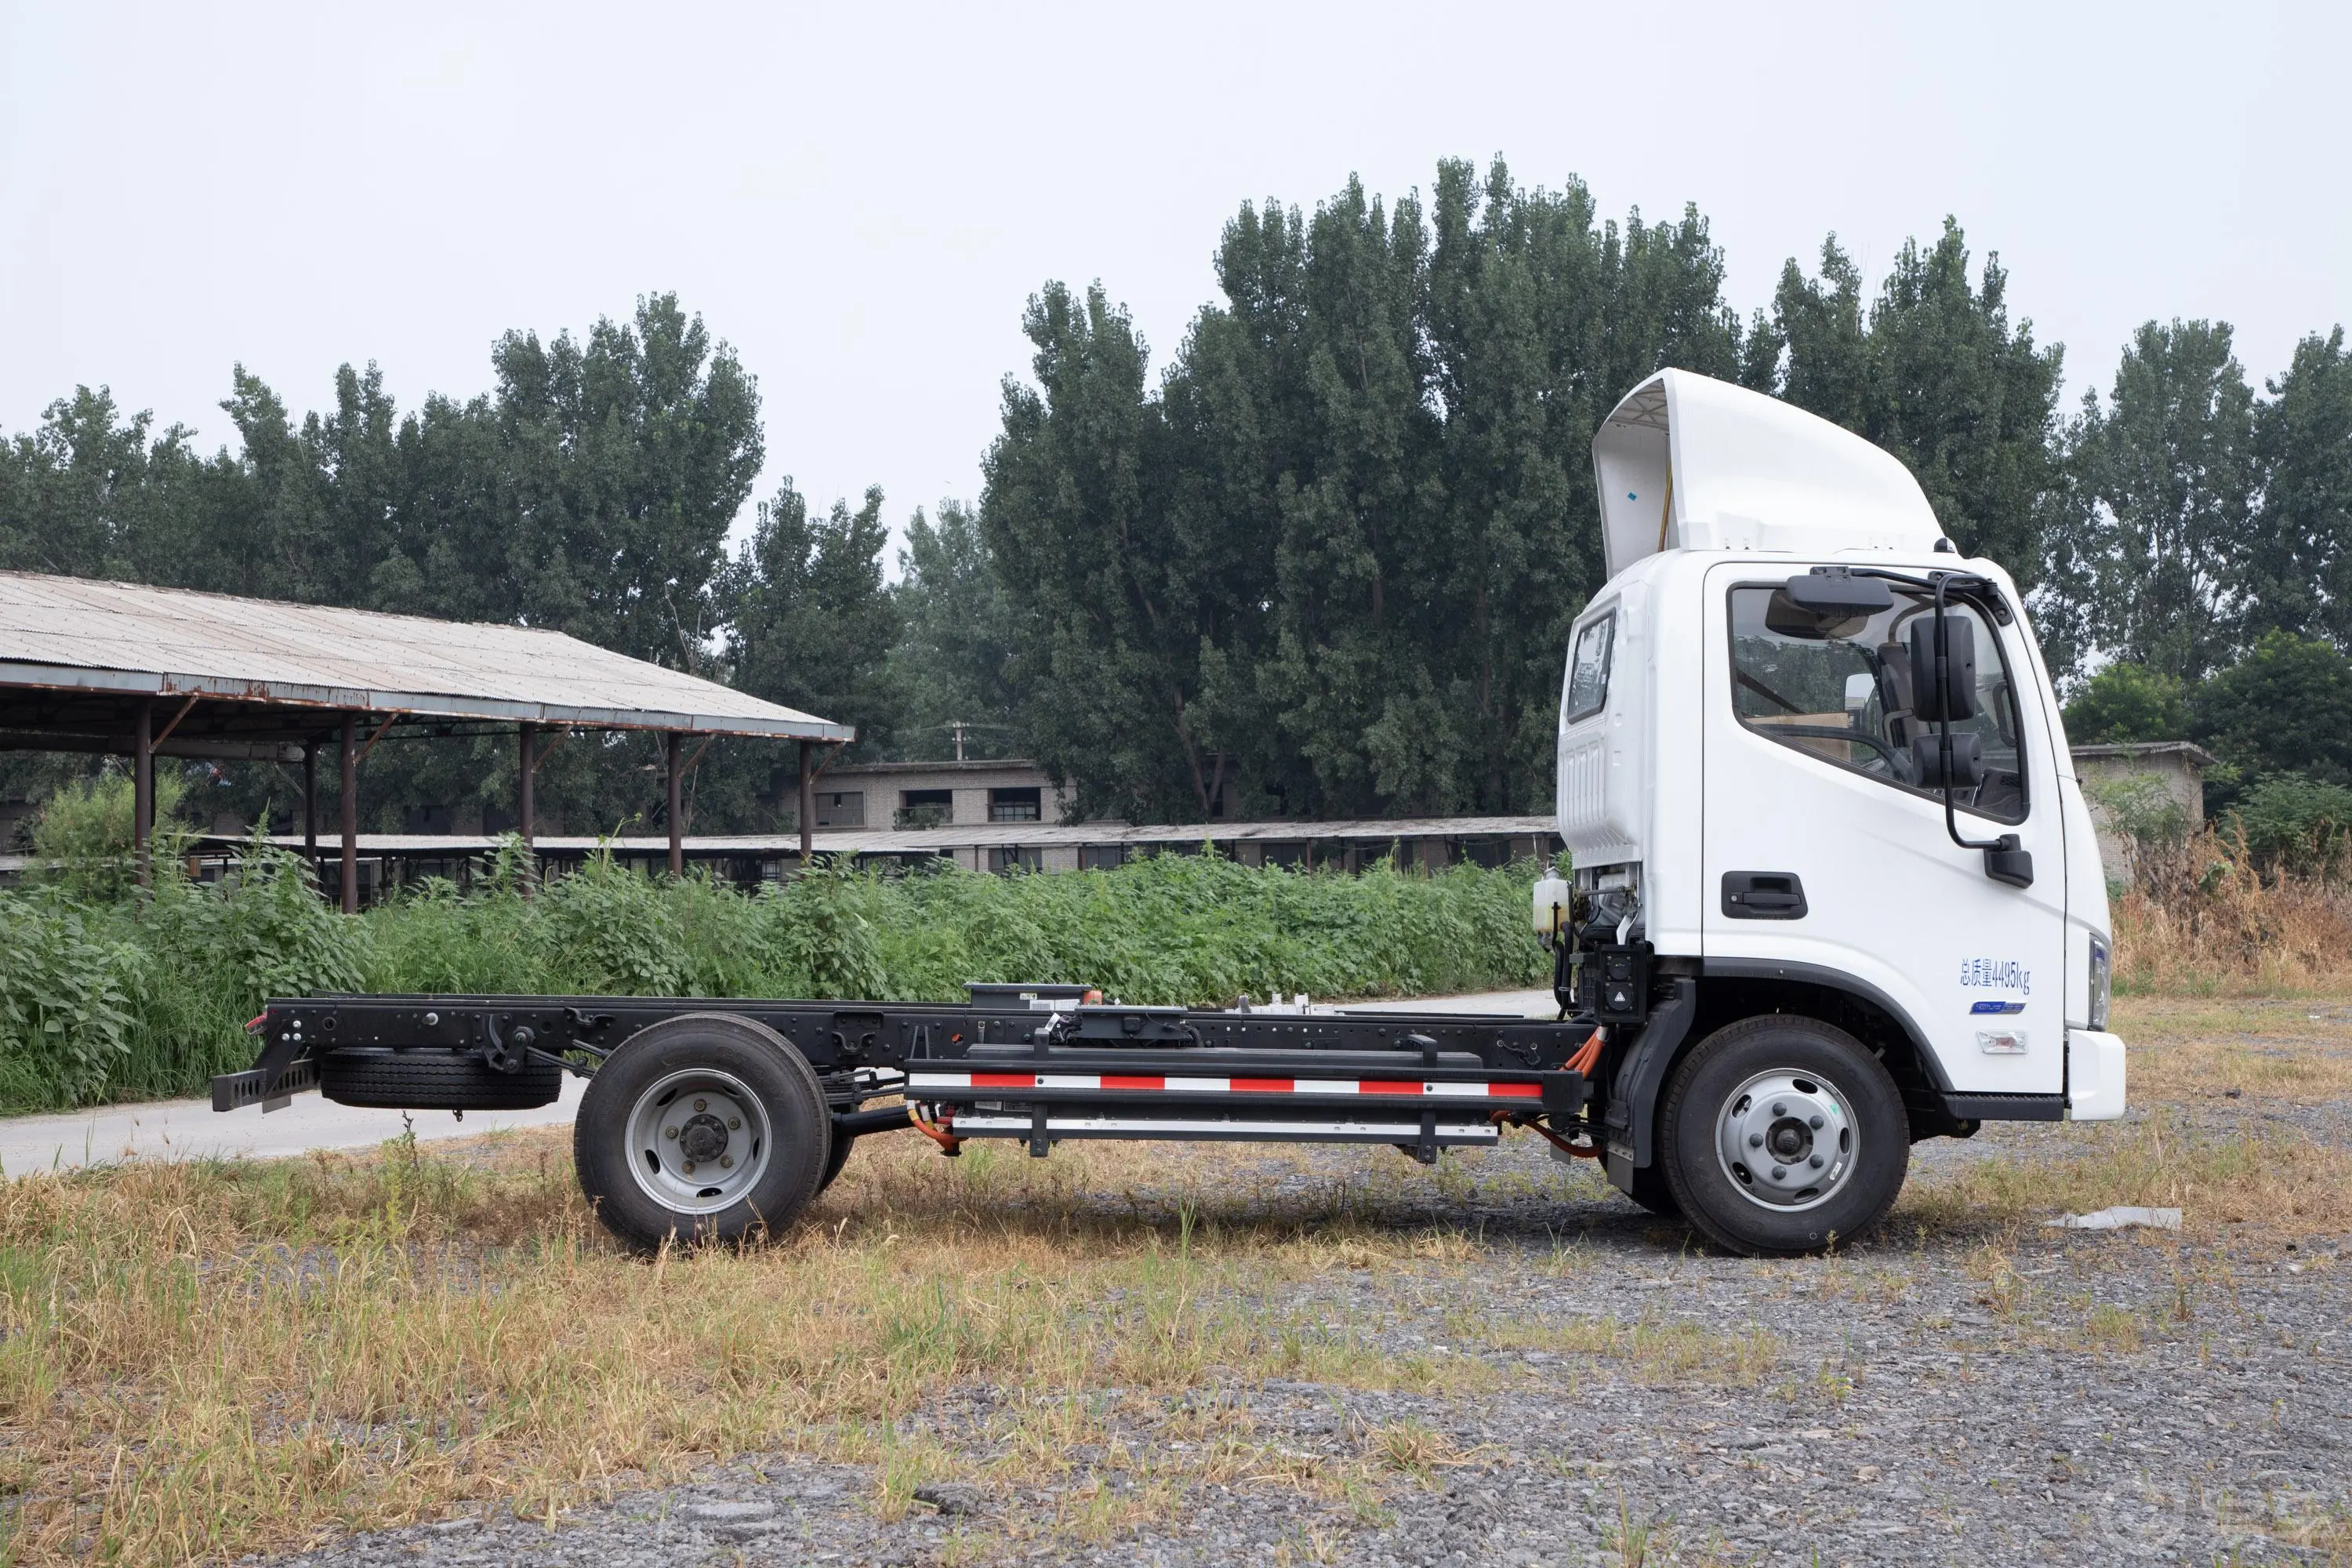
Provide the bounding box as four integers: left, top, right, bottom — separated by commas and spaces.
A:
2, 1, 2346, 563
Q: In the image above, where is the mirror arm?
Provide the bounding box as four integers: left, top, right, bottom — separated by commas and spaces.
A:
1928, 580, 2034, 887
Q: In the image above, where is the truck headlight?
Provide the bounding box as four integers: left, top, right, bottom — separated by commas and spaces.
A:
2087, 932, 2111, 1031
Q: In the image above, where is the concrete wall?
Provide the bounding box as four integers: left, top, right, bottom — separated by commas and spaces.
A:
2074, 745, 2209, 885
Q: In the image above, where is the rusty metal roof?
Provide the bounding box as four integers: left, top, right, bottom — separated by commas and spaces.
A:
0, 571, 851, 743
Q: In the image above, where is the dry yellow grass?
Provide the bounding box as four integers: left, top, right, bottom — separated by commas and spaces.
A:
2109, 994, 2352, 1103
2111, 837, 2352, 996
1898, 1112, 2352, 1241
0, 1131, 1751, 1566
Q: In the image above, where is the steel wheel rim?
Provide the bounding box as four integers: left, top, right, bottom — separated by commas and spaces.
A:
623, 1068, 771, 1216
1714, 1069, 1857, 1213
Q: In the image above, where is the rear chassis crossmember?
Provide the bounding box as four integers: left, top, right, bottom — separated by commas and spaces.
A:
214, 992, 1599, 1158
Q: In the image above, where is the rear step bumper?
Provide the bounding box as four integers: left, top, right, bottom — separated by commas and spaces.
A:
211, 1057, 320, 1112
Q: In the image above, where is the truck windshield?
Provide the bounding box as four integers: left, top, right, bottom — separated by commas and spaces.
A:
1728, 585, 2026, 822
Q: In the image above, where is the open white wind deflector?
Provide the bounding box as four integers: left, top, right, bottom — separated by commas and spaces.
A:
1592, 369, 1947, 578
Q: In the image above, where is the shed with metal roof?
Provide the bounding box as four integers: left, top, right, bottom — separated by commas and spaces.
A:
0, 570, 851, 903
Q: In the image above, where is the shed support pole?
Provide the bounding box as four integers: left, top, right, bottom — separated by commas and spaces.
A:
303, 742, 318, 866
798, 740, 813, 864
134, 700, 154, 889
339, 718, 358, 914
518, 724, 535, 845
666, 731, 684, 878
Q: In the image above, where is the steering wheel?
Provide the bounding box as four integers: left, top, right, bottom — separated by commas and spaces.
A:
1757, 724, 1905, 772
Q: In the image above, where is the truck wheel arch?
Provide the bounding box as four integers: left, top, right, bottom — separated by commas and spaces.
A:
1610, 961, 1956, 1186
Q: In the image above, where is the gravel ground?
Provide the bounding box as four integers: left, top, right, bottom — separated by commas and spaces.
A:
263, 1043, 2352, 1566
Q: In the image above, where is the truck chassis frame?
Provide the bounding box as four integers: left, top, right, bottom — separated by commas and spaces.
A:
216, 986, 1600, 1171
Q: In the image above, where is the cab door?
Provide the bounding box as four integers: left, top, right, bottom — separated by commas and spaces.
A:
1700, 564, 2068, 1095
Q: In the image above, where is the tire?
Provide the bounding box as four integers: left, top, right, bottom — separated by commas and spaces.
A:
574, 1013, 831, 1253
318, 1047, 561, 1111
1658, 1015, 1907, 1257
818, 1131, 854, 1192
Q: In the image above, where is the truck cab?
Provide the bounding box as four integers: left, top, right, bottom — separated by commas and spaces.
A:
1541, 368, 2125, 1253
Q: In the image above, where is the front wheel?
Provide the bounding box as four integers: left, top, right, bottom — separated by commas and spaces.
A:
1658, 1016, 1907, 1256
575, 1013, 832, 1253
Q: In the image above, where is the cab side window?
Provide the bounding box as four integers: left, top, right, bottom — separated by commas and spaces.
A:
1563, 612, 1614, 724
1728, 586, 2026, 822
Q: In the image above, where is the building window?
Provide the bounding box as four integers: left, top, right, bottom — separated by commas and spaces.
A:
1261, 841, 1308, 869
897, 789, 953, 828
1080, 844, 1127, 871
988, 845, 1042, 874
814, 790, 864, 828
989, 786, 1042, 822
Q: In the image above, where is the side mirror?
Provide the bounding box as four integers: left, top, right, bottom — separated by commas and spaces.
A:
1912, 731, 1984, 789
1782, 569, 1893, 618
1906, 614, 1976, 721
1984, 834, 2034, 888
1771, 569, 1893, 640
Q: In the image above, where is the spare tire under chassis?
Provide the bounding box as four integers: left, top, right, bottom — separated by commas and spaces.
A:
572, 1012, 833, 1252
318, 1047, 562, 1110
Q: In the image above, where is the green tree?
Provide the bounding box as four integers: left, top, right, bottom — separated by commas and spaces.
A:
2063, 662, 2189, 743
710, 480, 901, 826
2052, 320, 2256, 683
886, 500, 1022, 761
1419, 160, 1742, 813
2245, 326, 2352, 646
2191, 631, 2352, 786
982, 281, 1218, 822
1762, 222, 2067, 595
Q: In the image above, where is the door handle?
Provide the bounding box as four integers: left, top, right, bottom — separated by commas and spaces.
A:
1722, 872, 1808, 920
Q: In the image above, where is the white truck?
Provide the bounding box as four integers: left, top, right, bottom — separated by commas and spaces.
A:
1537, 367, 2125, 1251
213, 368, 2124, 1258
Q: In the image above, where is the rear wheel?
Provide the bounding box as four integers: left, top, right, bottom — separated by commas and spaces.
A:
1658, 1015, 1907, 1256
817, 1130, 854, 1192
575, 1014, 831, 1253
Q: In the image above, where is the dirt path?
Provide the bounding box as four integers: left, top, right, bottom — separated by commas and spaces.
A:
0, 1072, 583, 1177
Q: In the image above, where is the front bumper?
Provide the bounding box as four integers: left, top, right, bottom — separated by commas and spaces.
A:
2065, 1029, 2127, 1120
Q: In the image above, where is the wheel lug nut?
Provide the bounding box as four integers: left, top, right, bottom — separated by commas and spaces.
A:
729, 1117, 741, 1130
1770, 1166, 1786, 1180
1771, 1102, 1787, 1117
682, 1160, 696, 1174
1809, 1155, 1824, 1169
665, 1127, 678, 1139
695, 1098, 708, 1112
1748, 1133, 1764, 1149
720, 1156, 734, 1169
1809, 1113, 1825, 1129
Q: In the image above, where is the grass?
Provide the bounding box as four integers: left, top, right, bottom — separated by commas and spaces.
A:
2110, 830, 2352, 996
0, 843, 1550, 1114
1898, 1112, 2352, 1242
0, 993, 2343, 1563
2108, 995, 2352, 1104
0, 1129, 1765, 1566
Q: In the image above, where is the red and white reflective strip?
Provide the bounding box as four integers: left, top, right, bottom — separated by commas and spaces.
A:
906, 1070, 1540, 1100
950, 1113, 1500, 1142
